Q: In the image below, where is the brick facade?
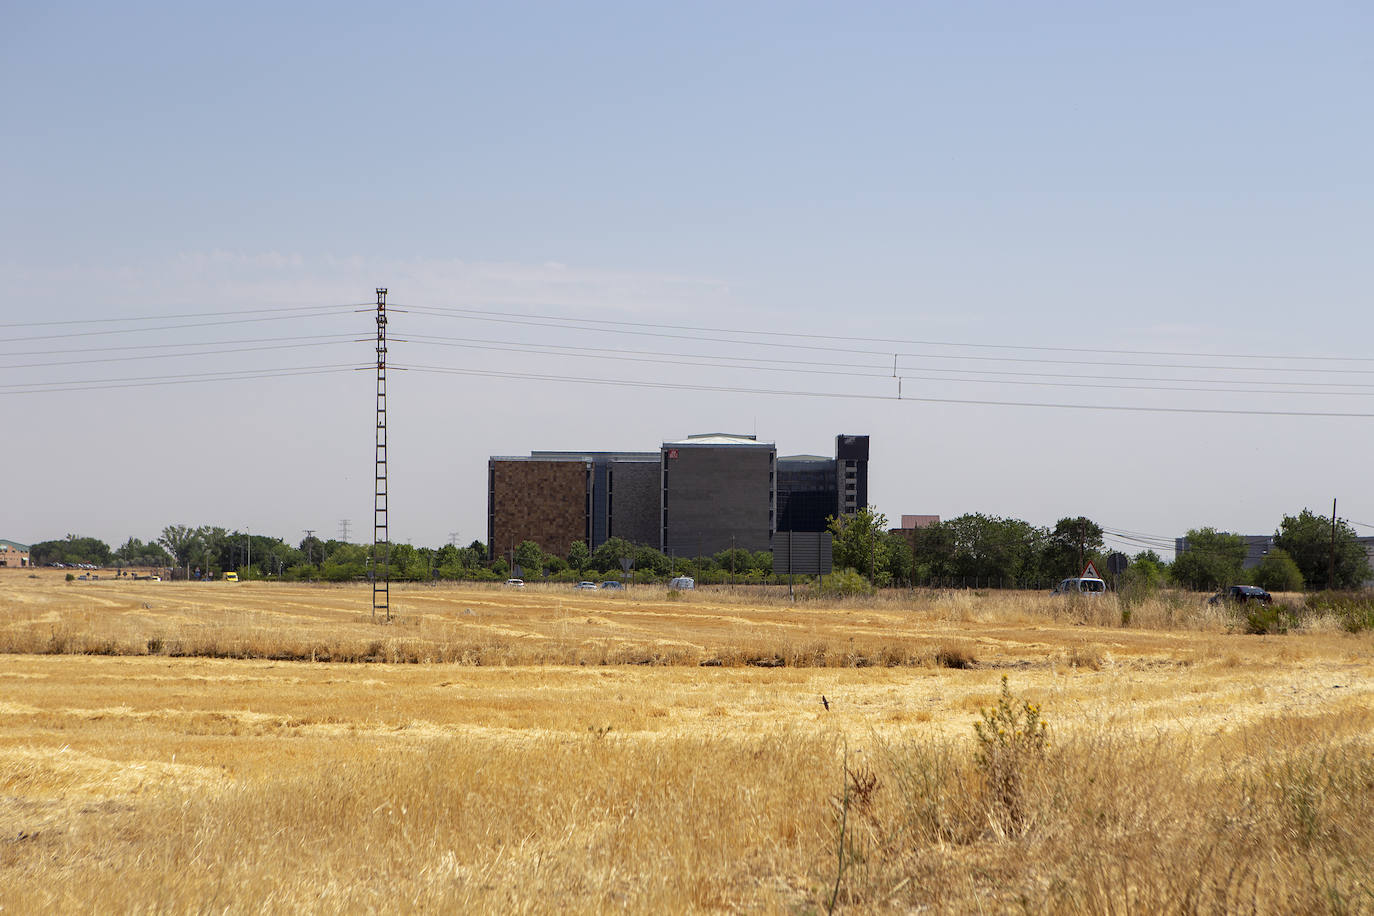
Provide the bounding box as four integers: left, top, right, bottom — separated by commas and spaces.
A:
0, 540, 30, 567
488, 459, 591, 561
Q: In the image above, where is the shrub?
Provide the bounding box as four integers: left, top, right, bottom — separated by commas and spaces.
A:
1252, 548, 1304, 593
1118, 558, 1164, 609
973, 675, 1048, 835
1244, 604, 1297, 635
816, 568, 873, 598
935, 643, 977, 669
1303, 590, 1374, 633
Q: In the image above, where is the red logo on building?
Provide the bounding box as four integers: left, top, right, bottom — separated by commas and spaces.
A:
667, 449, 679, 459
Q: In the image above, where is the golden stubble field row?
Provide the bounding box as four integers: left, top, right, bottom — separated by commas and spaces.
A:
1, 568, 1372, 912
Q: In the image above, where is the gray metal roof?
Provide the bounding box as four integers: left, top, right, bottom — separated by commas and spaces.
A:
664, 433, 773, 446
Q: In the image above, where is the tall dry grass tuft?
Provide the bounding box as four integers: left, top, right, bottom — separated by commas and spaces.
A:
828, 701, 1374, 912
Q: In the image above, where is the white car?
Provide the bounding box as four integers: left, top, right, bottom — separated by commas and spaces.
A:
574, 581, 598, 590
504, 578, 525, 588
1051, 577, 1106, 596
668, 576, 695, 590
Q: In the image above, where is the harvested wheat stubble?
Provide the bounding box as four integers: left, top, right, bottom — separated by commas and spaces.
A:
1, 570, 1371, 912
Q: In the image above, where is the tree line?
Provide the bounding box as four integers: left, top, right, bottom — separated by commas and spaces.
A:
827, 508, 1369, 593
25, 505, 1371, 591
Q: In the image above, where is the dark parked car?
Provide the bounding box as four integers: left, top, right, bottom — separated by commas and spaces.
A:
600, 581, 624, 590
1208, 585, 1273, 606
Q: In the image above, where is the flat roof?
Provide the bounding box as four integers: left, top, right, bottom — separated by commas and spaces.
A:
664, 434, 774, 447
531, 451, 659, 461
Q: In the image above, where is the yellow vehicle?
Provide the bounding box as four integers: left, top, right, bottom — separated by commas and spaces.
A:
223, 572, 239, 582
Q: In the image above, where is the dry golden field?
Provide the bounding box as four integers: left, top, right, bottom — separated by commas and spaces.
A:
2, 568, 1372, 912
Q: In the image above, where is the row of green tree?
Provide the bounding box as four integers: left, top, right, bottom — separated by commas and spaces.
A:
500, 537, 776, 584
25, 506, 1370, 591
824, 508, 1369, 593
29, 527, 779, 585
30, 528, 492, 583
1169, 511, 1370, 592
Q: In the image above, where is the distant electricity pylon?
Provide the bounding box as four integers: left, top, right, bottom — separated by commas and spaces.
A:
373, 288, 391, 622
338, 519, 351, 542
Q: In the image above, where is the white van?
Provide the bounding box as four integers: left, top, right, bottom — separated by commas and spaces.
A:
1052, 577, 1106, 596
668, 576, 695, 590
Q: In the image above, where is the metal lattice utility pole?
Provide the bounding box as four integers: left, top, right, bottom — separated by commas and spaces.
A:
373, 288, 391, 621
1329, 498, 1338, 590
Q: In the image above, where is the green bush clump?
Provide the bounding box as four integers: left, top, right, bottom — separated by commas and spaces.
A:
815, 568, 874, 598
1303, 590, 1374, 633
1244, 604, 1298, 635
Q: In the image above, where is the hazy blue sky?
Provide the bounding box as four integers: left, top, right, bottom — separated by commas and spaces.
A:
4, 2, 1372, 557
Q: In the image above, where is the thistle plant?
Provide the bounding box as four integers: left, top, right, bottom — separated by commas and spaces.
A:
973, 675, 1048, 835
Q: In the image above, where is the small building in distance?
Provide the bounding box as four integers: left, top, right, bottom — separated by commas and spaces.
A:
890, 515, 941, 553
0, 539, 30, 567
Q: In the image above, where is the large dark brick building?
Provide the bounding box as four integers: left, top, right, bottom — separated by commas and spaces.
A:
487, 432, 869, 561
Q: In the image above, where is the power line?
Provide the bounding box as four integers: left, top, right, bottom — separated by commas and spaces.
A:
403, 335, 1374, 398
0, 331, 359, 359
400, 302, 1374, 365
406, 332, 1374, 389
403, 307, 1374, 376
4, 309, 357, 344
400, 363, 1374, 418
0, 363, 359, 395
0, 303, 367, 330
0, 337, 358, 371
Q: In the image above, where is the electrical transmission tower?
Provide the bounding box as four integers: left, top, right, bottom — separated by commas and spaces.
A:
338, 519, 351, 542
373, 288, 391, 621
